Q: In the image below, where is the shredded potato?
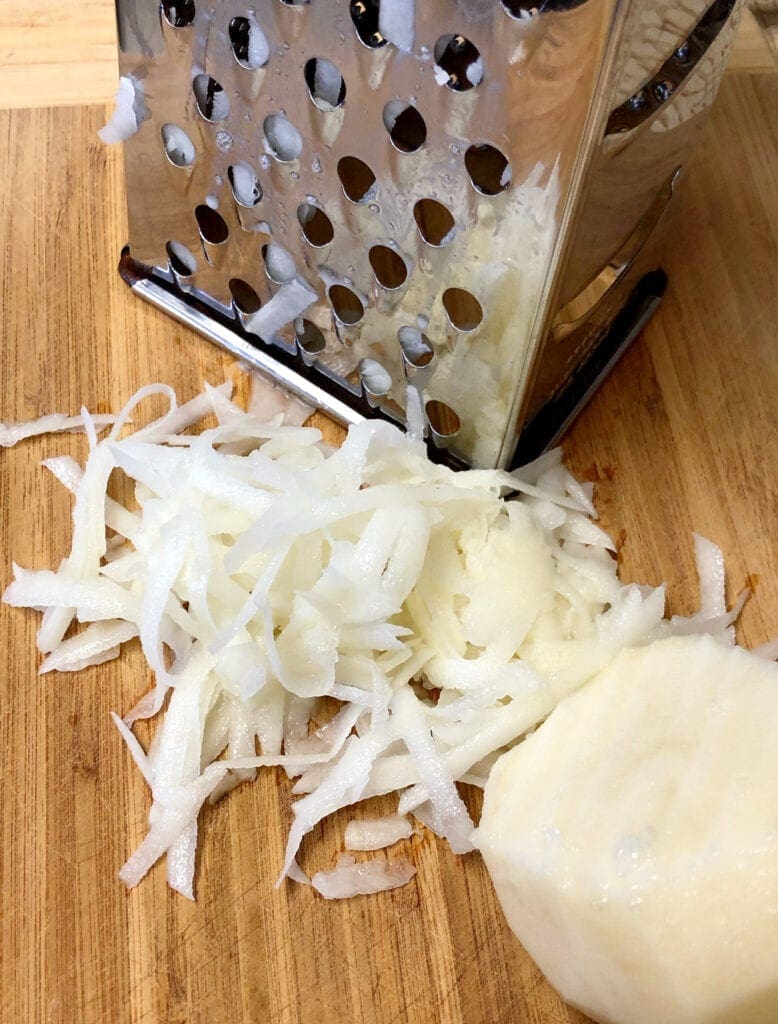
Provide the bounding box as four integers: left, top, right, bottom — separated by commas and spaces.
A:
1, 381, 750, 899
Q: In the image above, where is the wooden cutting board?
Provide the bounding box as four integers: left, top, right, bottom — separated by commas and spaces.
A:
0, 73, 776, 1024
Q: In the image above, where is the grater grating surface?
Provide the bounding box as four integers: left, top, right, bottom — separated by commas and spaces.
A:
116, 0, 743, 467
118, 0, 623, 467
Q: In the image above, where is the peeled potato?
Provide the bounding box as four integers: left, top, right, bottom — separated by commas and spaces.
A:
474, 636, 778, 1024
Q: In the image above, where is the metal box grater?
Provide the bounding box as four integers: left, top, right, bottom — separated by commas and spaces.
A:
114, 0, 743, 468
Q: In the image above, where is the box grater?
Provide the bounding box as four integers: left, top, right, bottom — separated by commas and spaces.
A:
113, 0, 743, 468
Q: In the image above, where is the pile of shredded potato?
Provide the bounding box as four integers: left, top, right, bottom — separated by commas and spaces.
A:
1, 380, 750, 899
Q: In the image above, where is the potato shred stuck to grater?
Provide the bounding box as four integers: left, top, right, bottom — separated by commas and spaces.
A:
112, 0, 742, 468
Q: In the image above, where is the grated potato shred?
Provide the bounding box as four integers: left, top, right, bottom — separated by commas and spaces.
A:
1, 379, 752, 899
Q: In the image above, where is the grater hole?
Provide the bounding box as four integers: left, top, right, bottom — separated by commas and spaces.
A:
166, 240, 197, 276
195, 204, 229, 244
262, 243, 297, 284
193, 74, 229, 122
295, 318, 326, 354
329, 284, 364, 326
279, 0, 310, 5
442, 288, 483, 332
304, 57, 347, 111
161, 123, 195, 167
464, 143, 511, 196
337, 155, 377, 204
359, 358, 392, 399
263, 113, 303, 162
161, 0, 195, 27
382, 100, 427, 154
499, 1, 537, 17
228, 162, 262, 207
413, 198, 456, 247
369, 245, 408, 290
398, 326, 434, 367
433, 35, 483, 91
426, 399, 460, 437
229, 16, 270, 70
297, 203, 335, 247
229, 278, 262, 315
502, 0, 587, 15
350, 0, 387, 49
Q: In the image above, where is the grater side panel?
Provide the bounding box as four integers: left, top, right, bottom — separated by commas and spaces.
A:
610, 0, 712, 107
514, 0, 745, 448
560, 0, 743, 304
116, 0, 625, 468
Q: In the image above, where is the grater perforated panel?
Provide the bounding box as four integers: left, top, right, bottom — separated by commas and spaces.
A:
115, 0, 743, 467
117, 0, 623, 466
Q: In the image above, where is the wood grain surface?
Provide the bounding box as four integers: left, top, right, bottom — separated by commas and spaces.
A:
0, 0, 118, 108
0, 74, 776, 1024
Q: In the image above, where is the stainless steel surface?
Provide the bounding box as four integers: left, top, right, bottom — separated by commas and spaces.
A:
515, 0, 744, 445
128, 273, 367, 425
115, 0, 743, 468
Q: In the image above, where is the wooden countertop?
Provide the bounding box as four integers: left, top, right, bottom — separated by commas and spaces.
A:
0, 11, 776, 1024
